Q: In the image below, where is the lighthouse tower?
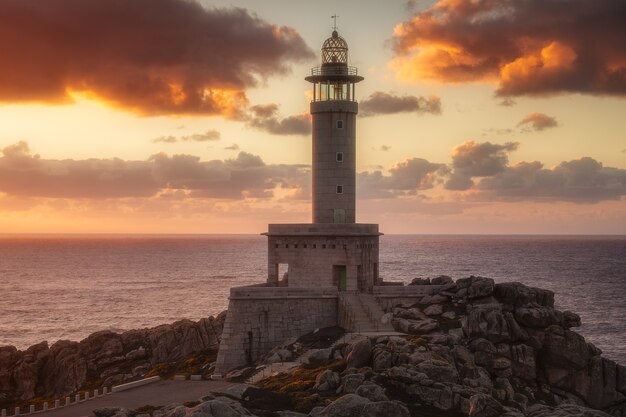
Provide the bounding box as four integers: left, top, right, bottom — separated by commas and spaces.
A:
305, 30, 364, 224
263, 30, 380, 292
215, 28, 390, 375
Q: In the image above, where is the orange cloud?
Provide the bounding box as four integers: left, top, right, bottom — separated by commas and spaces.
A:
391, 0, 626, 96
0, 0, 313, 115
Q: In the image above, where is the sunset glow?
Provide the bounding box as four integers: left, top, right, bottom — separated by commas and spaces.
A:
0, 0, 624, 234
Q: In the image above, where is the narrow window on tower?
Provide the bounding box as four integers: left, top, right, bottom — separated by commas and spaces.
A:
336, 185, 343, 194
337, 120, 343, 129
336, 152, 343, 162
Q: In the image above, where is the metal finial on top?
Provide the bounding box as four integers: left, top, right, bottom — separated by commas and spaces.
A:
331, 14, 339, 31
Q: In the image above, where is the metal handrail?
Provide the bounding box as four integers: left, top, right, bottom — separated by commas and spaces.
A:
310, 66, 359, 76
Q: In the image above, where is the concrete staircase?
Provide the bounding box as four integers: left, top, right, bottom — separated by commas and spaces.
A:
339, 292, 394, 333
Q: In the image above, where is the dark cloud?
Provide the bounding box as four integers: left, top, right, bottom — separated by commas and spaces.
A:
392, 0, 626, 97
0, 142, 309, 200
358, 158, 447, 198
518, 113, 558, 132
0, 142, 159, 198
445, 141, 519, 190
380, 145, 392, 151
359, 92, 441, 117
0, 0, 314, 115
245, 104, 311, 136
224, 144, 240, 151
476, 158, 626, 203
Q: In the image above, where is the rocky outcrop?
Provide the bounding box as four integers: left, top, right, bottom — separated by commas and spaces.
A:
251, 277, 625, 417
0, 312, 225, 403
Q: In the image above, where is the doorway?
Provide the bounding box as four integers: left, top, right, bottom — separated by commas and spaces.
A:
333, 265, 347, 291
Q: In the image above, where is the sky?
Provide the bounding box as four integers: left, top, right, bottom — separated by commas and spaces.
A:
0, 0, 625, 234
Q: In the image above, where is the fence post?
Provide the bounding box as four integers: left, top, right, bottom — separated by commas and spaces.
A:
65, 397, 70, 406
14, 407, 19, 416
29, 405, 35, 413
54, 399, 60, 409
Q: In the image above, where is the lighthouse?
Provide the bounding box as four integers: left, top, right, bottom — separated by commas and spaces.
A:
215, 28, 390, 376
263, 29, 380, 291
305, 30, 364, 224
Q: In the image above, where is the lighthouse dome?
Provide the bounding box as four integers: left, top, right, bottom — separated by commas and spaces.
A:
321, 30, 348, 65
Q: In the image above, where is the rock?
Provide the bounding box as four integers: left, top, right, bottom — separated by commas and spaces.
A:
371, 348, 392, 371
314, 370, 340, 391
124, 346, 146, 361
442, 311, 456, 320
416, 359, 459, 384
241, 386, 292, 411
526, 403, 612, 417
407, 319, 439, 335
347, 339, 371, 368
355, 382, 388, 402
562, 311, 581, 328
317, 393, 370, 416
514, 306, 559, 328
93, 408, 127, 417
468, 394, 504, 417
276, 412, 308, 417
193, 397, 254, 417
0, 313, 226, 403
431, 275, 454, 285
421, 294, 449, 305
396, 308, 427, 320
307, 348, 333, 366
465, 304, 512, 343
318, 394, 409, 417
362, 401, 410, 417
494, 282, 554, 308
541, 325, 590, 370
339, 373, 365, 393
424, 304, 443, 316
380, 312, 393, 324
467, 277, 495, 299
409, 277, 431, 285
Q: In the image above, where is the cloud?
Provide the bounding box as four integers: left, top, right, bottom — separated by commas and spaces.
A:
245, 104, 311, 135
391, 0, 626, 97
380, 145, 392, 151
152, 130, 221, 144
180, 129, 221, 142
475, 158, 626, 203
359, 92, 441, 117
0, 142, 309, 200
0, 0, 314, 115
153, 136, 177, 144
358, 157, 448, 198
224, 144, 240, 151
445, 141, 519, 190
518, 113, 558, 132
499, 98, 517, 107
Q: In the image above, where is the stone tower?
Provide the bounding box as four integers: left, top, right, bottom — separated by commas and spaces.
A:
305, 30, 364, 224
264, 30, 380, 291
215, 30, 391, 376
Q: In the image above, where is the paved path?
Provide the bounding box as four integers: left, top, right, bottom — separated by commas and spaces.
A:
23, 380, 240, 417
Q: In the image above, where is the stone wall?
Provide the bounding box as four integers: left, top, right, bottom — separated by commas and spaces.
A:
214, 286, 338, 375
373, 285, 442, 311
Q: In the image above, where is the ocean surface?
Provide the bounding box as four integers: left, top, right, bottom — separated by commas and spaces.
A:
0, 235, 624, 364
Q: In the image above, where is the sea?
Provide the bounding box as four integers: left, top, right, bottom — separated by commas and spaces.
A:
0, 235, 624, 364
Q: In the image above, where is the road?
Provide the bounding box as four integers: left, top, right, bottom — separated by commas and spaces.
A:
18, 380, 241, 417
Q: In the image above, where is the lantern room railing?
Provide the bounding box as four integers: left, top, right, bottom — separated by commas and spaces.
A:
310, 66, 359, 77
